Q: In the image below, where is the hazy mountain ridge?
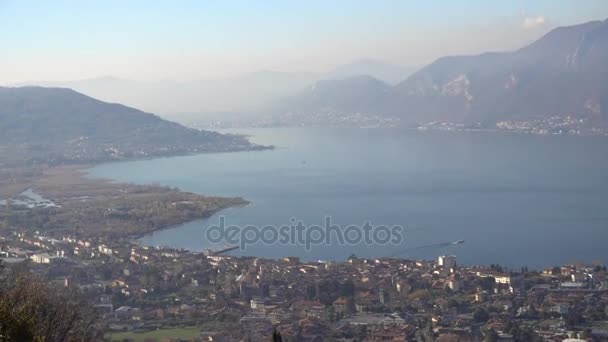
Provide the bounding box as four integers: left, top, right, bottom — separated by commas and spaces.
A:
11, 59, 414, 119
383, 18, 608, 125
0, 86, 258, 166
273, 19, 608, 127
325, 59, 417, 85
12, 73, 317, 116
9, 20, 608, 129
273, 75, 392, 115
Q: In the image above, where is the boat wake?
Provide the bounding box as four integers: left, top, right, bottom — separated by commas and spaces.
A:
385, 239, 465, 258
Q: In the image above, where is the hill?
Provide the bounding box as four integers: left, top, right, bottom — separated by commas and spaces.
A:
0, 86, 259, 166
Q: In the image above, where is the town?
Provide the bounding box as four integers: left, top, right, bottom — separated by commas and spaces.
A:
1, 229, 607, 341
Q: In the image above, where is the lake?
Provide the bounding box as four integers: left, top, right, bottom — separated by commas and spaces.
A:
88, 127, 608, 269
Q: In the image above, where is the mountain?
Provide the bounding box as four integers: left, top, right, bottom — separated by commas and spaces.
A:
12, 72, 319, 118
274, 75, 391, 115
11, 59, 414, 121
326, 58, 417, 85
385, 18, 608, 125
259, 75, 394, 127
0, 86, 258, 166
270, 19, 608, 128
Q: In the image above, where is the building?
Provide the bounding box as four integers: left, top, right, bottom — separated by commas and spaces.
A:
476, 271, 513, 285
30, 252, 62, 264
250, 297, 267, 312
448, 278, 461, 291
333, 298, 347, 313
438, 255, 456, 268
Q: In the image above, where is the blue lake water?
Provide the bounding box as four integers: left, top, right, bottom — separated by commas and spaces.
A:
87, 127, 608, 269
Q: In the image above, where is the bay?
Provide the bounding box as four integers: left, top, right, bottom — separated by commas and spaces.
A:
87, 127, 608, 268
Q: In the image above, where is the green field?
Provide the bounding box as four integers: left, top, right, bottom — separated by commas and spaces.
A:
106, 327, 200, 342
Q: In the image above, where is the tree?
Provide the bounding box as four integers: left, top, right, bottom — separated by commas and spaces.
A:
272, 328, 283, 342
0, 266, 100, 341
581, 328, 592, 340
517, 326, 542, 342
345, 297, 356, 315
565, 309, 584, 328
408, 289, 431, 302
490, 264, 504, 273
484, 328, 499, 342
340, 279, 355, 298
306, 284, 316, 300
480, 277, 495, 291
473, 307, 489, 323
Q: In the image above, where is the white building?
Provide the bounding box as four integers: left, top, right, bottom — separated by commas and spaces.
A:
438, 255, 456, 268
30, 253, 62, 264
448, 279, 461, 291
476, 271, 513, 284
250, 297, 266, 312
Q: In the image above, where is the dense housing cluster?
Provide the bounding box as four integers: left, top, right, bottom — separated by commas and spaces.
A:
2, 230, 608, 341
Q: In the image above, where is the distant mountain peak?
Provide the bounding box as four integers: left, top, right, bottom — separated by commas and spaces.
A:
270, 18, 608, 128
315, 74, 389, 86
326, 59, 417, 85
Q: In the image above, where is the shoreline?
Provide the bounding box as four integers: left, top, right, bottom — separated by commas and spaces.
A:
0, 158, 253, 239
126, 203, 249, 241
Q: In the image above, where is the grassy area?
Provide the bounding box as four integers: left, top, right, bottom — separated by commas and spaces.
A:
106, 326, 200, 342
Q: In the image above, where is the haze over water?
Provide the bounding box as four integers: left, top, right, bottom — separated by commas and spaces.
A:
88, 127, 608, 269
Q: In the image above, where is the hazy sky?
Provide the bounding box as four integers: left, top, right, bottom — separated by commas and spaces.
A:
1, 0, 607, 83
